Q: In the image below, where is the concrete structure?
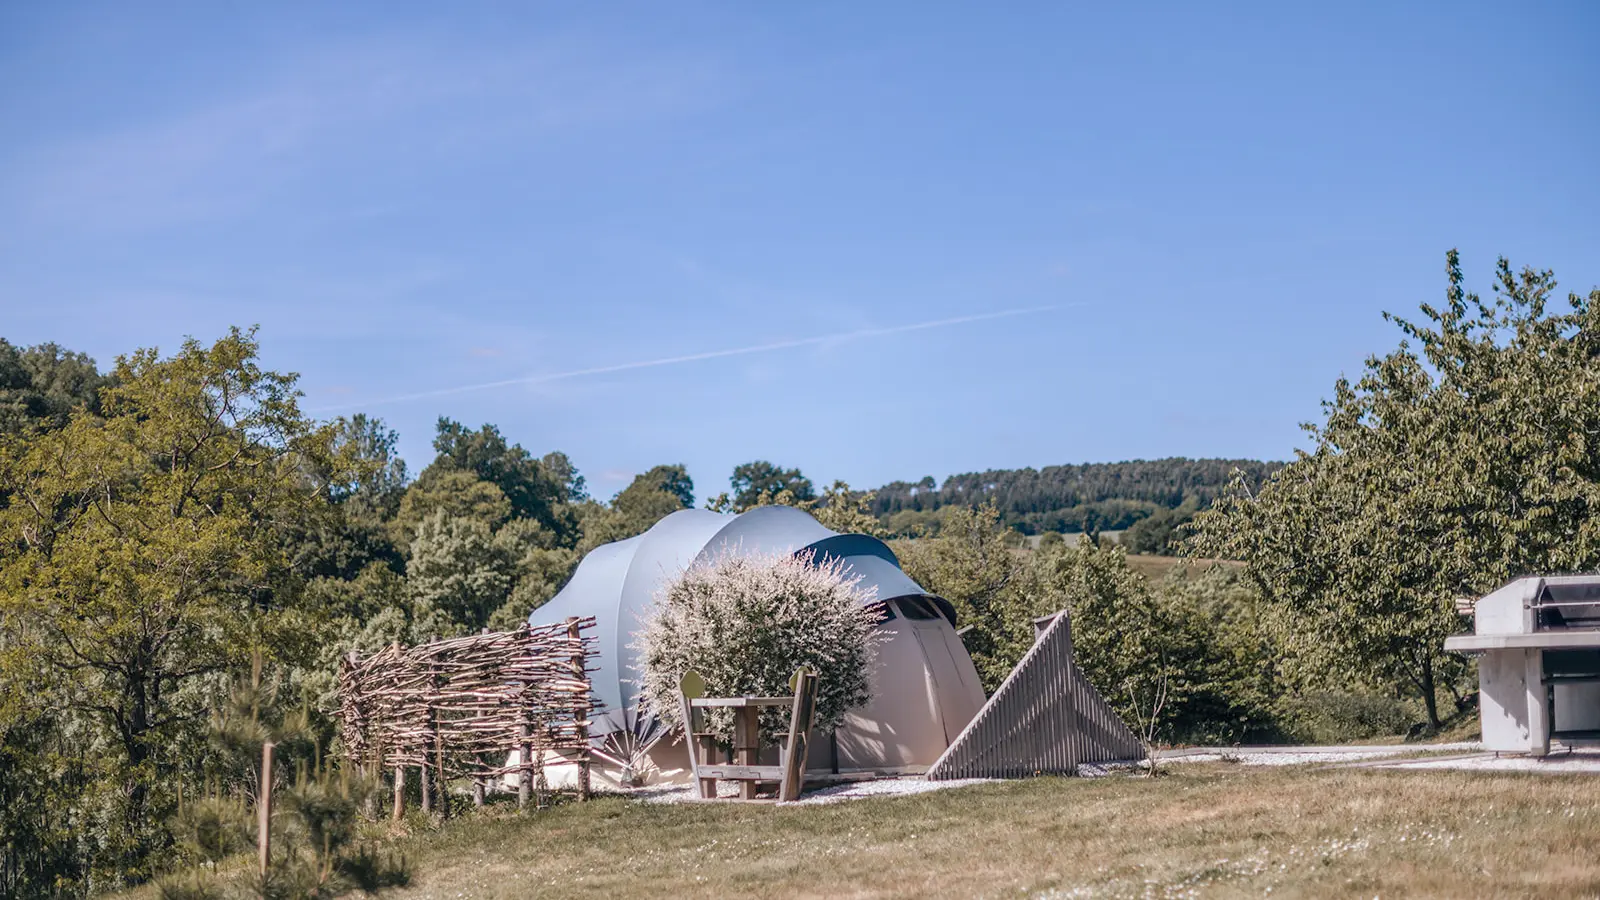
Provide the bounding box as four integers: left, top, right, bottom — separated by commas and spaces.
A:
529, 505, 987, 783
1446, 576, 1600, 755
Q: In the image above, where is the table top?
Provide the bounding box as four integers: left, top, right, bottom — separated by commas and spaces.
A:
690, 696, 794, 708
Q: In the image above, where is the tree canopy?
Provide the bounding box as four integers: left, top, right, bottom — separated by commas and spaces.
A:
425, 419, 579, 542
0, 327, 354, 886
0, 338, 108, 436
1193, 252, 1600, 727
729, 460, 815, 509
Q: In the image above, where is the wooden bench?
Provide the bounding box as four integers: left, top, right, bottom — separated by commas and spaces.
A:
677, 668, 820, 802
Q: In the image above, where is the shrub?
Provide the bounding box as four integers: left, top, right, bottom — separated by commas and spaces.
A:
1277, 690, 1417, 744
635, 549, 882, 743
1017, 543, 1284, 745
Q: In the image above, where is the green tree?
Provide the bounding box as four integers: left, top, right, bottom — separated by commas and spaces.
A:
1120, 497, 1200, 555
426, 419, 578, 541
488, 519, 579, 629
0, 327, 352, 882
288, 415, 411, 583
540, 450, 588, 504
0, 339, 109, 436
392, 470, 512, 547
328, 415, 408, 523
808, 481, 888, 537
894, 504, 1021, 690
1018, 542, 1279, 745
705, 478, 887, 539
728, 460, 814, 510
613, 465, 693, 526
1192, 252, 1600, 729
870, 459, 1281, 535
624, 464, 694, 509
405, 512, 516, 638
0, 702, 93, 897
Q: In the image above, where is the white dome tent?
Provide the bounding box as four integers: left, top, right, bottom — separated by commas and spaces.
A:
526, 505, 987, 785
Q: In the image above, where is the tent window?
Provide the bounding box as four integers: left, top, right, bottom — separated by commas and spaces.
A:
897, 597, 941, 620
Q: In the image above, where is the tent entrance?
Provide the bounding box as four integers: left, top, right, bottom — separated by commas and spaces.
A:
896, 598, 984, 745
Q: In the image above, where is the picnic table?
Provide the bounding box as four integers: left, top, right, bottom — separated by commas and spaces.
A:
678, 669, 821, 802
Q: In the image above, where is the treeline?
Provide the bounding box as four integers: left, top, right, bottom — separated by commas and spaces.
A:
698, 457, 1287, 548
864, 459, 1282, 548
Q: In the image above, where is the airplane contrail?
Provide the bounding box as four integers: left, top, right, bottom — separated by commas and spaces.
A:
311, 304, 1060, 412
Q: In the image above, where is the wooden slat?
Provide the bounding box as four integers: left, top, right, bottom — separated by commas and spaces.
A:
780, 670, 820, 802
735, 707, 760, 800
691, 697, 795, 708
926, 609, 1141, 781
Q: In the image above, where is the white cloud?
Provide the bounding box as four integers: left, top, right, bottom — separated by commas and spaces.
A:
309, 305, 1063, 412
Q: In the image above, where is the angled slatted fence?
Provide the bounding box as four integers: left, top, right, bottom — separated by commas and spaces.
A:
926, 610, 1142, 780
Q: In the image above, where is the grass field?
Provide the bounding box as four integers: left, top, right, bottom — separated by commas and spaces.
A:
1123, 553, 1242, 582
369, 763, 1600, 899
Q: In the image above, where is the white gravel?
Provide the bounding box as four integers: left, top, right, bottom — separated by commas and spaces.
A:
627, 742, 1596, 805
632, 776, 994, 805
785, 777, 994, 805
1382, 748, 1600, 773
1157, 742, 1484, 768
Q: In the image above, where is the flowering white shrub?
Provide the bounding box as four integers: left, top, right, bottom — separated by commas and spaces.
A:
635, 549, 882, 742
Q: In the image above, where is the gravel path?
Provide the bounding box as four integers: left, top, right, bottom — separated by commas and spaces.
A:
1379, 747, 1600, 773
630, 741, 1595, 805
1155, 742, 1484, 768
633, 777, 994, 805
785, 777, 994, 805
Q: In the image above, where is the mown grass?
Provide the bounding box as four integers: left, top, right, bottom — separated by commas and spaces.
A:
1123, 554, 1242, 582
374, 763, 1600, 899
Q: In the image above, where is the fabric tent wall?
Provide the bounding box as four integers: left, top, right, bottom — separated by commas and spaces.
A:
530, 506, 985, 778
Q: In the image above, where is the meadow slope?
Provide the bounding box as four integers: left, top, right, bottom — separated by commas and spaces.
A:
376, 764, 1600, 899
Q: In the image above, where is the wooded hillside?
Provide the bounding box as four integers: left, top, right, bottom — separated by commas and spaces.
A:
868, 459, 1283, 536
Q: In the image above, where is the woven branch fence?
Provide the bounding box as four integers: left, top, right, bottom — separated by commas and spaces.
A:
337, 616, 599, 816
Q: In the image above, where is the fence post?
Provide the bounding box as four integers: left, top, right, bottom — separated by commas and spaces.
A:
518, 718, 532, 809
419, 762, 432, 815
433, 715, 449, 820
258, 741, 274, 876
566, 617, 590, 801
392, 764, 405, 821
389, 639, 405, 821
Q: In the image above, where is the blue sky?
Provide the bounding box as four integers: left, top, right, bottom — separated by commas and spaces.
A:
2, 2, 1596, 500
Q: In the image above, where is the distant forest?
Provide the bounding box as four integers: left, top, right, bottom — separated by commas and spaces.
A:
867, 459, 1284, 541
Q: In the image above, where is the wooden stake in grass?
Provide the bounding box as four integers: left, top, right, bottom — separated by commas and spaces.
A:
392, 765, 405, 821
258, 741, 274, 876
420, 763, 432, 815
518, 719, 532, 809
433, 707, 448, 820
568, 617, 591, 801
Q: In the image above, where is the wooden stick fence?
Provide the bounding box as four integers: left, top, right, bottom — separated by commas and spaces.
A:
337, 617, 599, 817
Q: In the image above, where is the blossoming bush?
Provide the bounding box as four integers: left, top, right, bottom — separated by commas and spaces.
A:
635, 549, 882, 743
